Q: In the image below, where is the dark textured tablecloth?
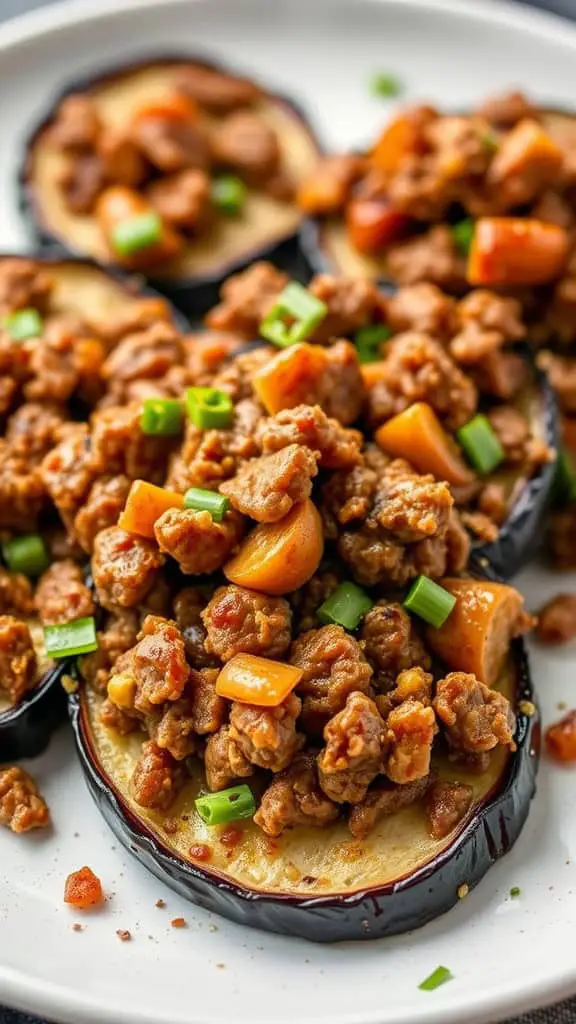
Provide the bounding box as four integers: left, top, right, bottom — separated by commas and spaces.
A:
0, 0, 574, 1021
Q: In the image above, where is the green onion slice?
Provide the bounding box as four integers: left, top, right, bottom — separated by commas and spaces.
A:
418, 966, 454, 992
510, 886, 521, 898
195, 784, 256, 826
140, 398, 184, 437
211, 175, 247, 216
112, 212, 162, 256
44, 616, 98, 659
318, 582, 374, 631
184, 487, 230, 522
186, 387, 233, 430
3, 308, 43, 342
457, 414, 505, 475
370, 72, 403, 98
354, 323, 392, 364
260, 282, 327, 348
404, 576, 456, 629
450, 218, 476, 258
1, 534, 50, 577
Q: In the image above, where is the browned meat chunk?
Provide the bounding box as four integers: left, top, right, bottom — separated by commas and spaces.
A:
477, 90, 539, 128
425, 779, 474, 839
0, 617, 37, 704
73, 474, 131, 553
433, 672, 516, 753
153, 697, 199, 760
99, 698, 137, 735
166, 401, 262, 494
348, 775, 431, 840
361, 603, 431, 689
91, 404, 175, 485
175, 63, 261, 113
202, 584, 291, 661
102, 322, 183, 385
253, 752, 339, 837
0, 443, 46, 530
386, 283, 458, 339
386, 225, 466, 291
131, 110, 209, 173
172, 587, 218, 668
371, 466, 453, 543
318, 692, 386, 803
58, 151, 105, 214
536, 594, 576, 644
154, 507, 243, 574
92, 526, 164, 611
97, 127, 146, 186
487, 406, 550, 469
6, 402, 66, 461
148, 169, 210, 228
41, 428, 97, 522
306, 274, 387, 343
487, 119, 562, 208
365, 332, 477, 431
0, 569, 34, 617
0, 258, 53, 314
114, 615, 189, 715
211, 111, 280, 183
457, 289, 525, 342
35, 559, 94, 625
206, 261, 288, 336
290, 624, 373, 731
130, 741, 184, 811
49, 94, 101, 150
220, 444, 318, 523
290, 571, 340, 631
321, 462, 379, 534
0, 766, 50, 833
538, 352, 576, 414
204, 725, 254, 792
229, 693, 303, 772
257, 404, 363, 469
189, 668, 227, 735
377, 668, 434, 716
384, 700, 436, 784
478, 481, 509, 526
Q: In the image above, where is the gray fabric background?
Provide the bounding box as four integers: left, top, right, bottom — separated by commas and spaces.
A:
0, 0, 574, 1021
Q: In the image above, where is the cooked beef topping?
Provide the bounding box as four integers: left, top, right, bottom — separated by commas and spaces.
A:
317, 692, 387, 803
348, 775, 431, 840
433, 672, 516, 753
92, 527, 165, 611
0, 616, 37, 704
154, 507, 243, 575
254, 752, 339, 837
0, 766, 50, 833
257, 404, 363, 469
229, 694, 303, 772
362, 603, 431, 689
204, 725, 254, 792
220, 444, 318, 522
202, 585, 291, 661
35, 559, 94, 625
130, 741, 184, 811
425, 779, 474, 839
291, 624, 374, 730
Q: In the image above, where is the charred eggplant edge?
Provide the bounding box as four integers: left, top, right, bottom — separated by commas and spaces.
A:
68, 561, 539, 943
18, 52, 324, 316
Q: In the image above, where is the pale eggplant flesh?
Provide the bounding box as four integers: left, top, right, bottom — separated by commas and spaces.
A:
69, 568, 539, 943
20, 55, 323, 315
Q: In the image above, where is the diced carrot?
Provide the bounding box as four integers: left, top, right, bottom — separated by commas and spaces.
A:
118, 479, 184, 539
224, 499, 323, 595
216, 653, 303, 707
370, 112, 426, 175
467, 217, 569, 286
361, 360, 388, 388
296, 155, 362, 216
425, 578, 532, 687
71, 337, 106, 376
252, 343, 327, 415
96, 186, 183, 269
131, 91, 200, 124
346, 197, 410, 254
546, 710, 576, 763
64, 866, 104, 910
375, 402, 475, 487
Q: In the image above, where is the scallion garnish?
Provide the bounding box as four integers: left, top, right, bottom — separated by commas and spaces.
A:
404, 576, 456, 629
140, 398, 184, 437
111, 212, 162, 256
318, 582, 373, 631
354, 323, 392, 364
418, 966, 454, 992
510, 886, 521, 898
211, 175, 247, 216
44, 617, 98, 659
259, 283, 327, 348
370, 72, 403, 98
186, 387, 233, 430
195, 784, 256, 826
451, 218, 476, 258
457, 414, 504, 474
1, 534, 50, 577
184, 487, 230, 522
3, 308, 43, 342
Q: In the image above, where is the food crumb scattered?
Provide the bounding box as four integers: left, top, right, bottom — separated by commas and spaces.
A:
64, 866, 104, 910
216, 963, 226, 969
518, 700, 536, 717
71, 923, 84, 932
208, 924, 218, 932
116, 929, 132, 942
457, 883, 469, 900
155, 899, 166, 909
60, 674, 78, 695
171, 917, 187, 928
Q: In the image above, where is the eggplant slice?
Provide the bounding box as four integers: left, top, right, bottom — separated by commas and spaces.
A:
0, 619, 67, 760
20, 55, 322, 315
69, 568, 539, 943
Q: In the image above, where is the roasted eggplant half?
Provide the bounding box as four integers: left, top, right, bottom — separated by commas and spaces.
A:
0, 620, 68, 761
20, 55, 322, 315
69, 563, 539, 943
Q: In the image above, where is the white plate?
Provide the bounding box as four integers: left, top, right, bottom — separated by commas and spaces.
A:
1, 0, 576, 1022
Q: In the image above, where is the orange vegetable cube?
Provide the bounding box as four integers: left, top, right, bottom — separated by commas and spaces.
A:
375, 402, 475, 486
224, 499, 323, 595
118, 479, 184, 539
216, 653, 303, 707
467, 217, 569, 287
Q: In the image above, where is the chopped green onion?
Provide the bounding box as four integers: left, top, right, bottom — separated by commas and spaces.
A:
370, 72, 403, 99
404, 576, 456, 629
451, 218, 476, 257
481, 129, 499, 154
140, 398, 184, 437
354, 323, 392, 364
3, 308, 43, 342
184, 487, 230, 522
44, 616, 98, 659
457, 414, 504, 474
510, 886, 521, 898
318, 582, 374, 631
418, 966, 454, 992
211, 175, 247, 216
195, 784, 256, 826
186, 387, 233, 430
552, 447, 576, 505
259, 282, 327, 348
111, 212, 162, 256
1, 534, 50, 577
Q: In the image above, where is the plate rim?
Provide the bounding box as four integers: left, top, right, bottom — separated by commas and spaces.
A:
1, 0, 576, 1022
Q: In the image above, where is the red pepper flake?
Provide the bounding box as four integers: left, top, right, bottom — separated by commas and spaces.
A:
71, 923, 84, 932
155, 898, 166, 908
116, 929, 132, 942
64, 867, 104, 910
189, 843, 212, 862
171, 917, 187, 929
546, 709, 576, 762
219, 827, 243, 849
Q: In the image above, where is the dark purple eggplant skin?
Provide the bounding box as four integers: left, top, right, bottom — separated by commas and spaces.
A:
18, 53, 323, 318
0, 661, 68, 761
68, 565, 540, 943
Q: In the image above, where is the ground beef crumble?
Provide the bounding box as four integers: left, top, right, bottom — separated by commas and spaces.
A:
0, 766, 50, 833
